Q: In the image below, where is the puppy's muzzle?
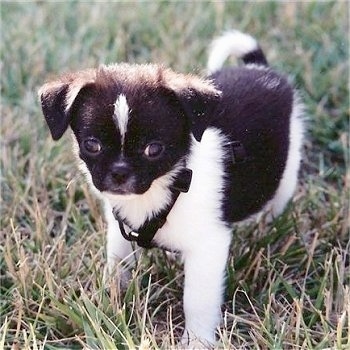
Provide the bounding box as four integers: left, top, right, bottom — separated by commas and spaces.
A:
105, 162, 136, 194
110, 163, 131, 185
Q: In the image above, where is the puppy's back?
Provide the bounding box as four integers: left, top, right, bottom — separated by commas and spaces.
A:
205, 31, 303, 223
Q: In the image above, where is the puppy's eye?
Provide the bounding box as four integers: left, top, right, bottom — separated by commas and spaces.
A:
82, 138, 102, 155
144, 142, 165, 159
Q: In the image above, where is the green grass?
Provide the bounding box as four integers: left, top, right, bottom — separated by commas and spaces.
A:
1, 1, 349, 349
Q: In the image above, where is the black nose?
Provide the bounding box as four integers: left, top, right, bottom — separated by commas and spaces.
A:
110, 163, 131, 185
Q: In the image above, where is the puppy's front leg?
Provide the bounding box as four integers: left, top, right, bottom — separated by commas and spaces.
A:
103, 200, 135, 284
182, 230, 232, 347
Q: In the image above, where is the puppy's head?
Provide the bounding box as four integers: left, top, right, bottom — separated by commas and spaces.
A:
38, 64, 220, 196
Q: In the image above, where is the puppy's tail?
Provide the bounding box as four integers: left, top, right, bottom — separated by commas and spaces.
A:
207, 30, 268, 74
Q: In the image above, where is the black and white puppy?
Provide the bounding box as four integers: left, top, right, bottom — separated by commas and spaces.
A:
39, 30, 304, 347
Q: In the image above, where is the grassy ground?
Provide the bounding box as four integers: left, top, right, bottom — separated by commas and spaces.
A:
1, 1, 349, 349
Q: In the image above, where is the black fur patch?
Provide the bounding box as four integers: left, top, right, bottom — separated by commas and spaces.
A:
209, 66, 293, 222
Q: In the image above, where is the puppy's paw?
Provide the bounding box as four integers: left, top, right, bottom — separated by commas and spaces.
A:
179, 330, 215, 349
103, 264, 131, 291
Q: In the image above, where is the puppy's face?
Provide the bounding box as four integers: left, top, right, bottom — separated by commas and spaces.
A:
70, 84, 190, 195
39, 64, 220, 196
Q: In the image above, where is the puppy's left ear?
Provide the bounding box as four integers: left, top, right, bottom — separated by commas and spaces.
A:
38, 70, 95, 140
163, 70, 222, 142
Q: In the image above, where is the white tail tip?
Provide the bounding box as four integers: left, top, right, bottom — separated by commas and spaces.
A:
207, 30, 259, 74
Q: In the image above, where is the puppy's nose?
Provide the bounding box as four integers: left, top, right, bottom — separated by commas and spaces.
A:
110, 163, 131, 184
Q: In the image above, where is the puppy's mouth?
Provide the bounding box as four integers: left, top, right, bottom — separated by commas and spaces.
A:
102, 185, 149, 202
105, 187, 136, 195
101, 182, 137, 195
99, 176, 149, 196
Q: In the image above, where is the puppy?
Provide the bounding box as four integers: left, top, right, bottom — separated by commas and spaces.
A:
38, 30, 304, 347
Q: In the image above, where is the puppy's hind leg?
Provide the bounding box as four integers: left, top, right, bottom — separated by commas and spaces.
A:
268, 99, 304, 219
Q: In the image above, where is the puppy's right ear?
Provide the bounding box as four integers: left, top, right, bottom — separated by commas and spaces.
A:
162, 68, 221, 142
38, 70, 95, 140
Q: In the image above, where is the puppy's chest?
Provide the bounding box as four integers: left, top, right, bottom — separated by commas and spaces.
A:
110, 190, 199, 250
153, 183, 228, 251
108, 168, 226, 251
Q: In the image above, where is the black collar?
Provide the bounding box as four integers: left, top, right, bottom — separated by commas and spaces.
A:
112, 168, 193, 249
112, 140, 248, 249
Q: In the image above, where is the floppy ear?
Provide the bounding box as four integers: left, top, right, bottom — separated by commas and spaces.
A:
38, 70, 95, 140
163, 69, 222, 141
176, 86, 221, 142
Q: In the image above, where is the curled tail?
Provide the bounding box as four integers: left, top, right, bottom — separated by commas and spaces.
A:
207, 30, 268, 74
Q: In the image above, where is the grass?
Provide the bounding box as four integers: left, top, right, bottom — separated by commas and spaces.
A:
1, 1, 349, 349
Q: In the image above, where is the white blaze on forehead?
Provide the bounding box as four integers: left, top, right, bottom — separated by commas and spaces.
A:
113, 94, 130, 147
